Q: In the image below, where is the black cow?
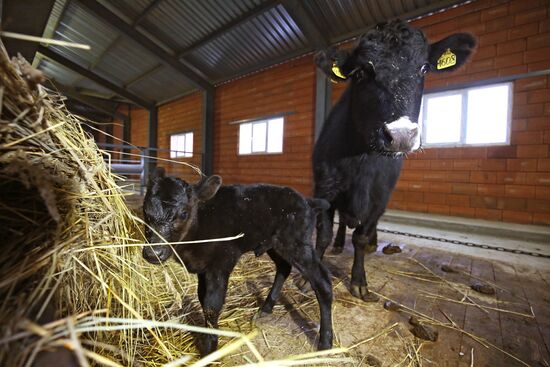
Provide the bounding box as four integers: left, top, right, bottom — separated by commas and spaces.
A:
313, 20, 476, 301
142, 170, 333, 356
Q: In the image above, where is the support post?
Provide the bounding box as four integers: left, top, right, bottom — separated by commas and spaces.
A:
202, 88, 214, 176
146, 106, 158, 181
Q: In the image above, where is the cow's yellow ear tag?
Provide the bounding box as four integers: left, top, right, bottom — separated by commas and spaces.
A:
331, 62, 347, 79
437, 48, 457, 70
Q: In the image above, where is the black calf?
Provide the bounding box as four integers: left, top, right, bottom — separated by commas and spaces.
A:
142, 170, 333, 356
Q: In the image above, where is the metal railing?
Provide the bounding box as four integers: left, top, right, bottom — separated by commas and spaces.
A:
97, 143, 201, 195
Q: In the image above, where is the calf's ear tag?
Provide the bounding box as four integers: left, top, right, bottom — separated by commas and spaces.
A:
437, 48, 457, 70
331, 62, 347, 79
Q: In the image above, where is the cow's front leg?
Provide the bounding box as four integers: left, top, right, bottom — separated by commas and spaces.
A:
197, 270, 230, 356
350, 225, 379, 302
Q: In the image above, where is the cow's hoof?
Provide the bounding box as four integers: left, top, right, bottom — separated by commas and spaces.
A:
317, 332, 333, 350
365, 244, 378, 253
331, 246, 344, 255
350, 285, 379, 302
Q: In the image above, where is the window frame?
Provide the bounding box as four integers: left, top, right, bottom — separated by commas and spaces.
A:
238, 116, 285, 156
169, 131, 194, 158
421, 82, 513, 148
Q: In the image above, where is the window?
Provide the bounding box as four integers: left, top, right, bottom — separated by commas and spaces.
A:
170, 132, 193, 158
420, 83, 512, 147
238, 117, 284, 155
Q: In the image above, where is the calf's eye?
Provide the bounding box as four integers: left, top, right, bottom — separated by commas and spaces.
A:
179, 211, 188, 220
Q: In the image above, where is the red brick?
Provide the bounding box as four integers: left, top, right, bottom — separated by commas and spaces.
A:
511, 131, 544, 144
480, 159, 507, 171
533, 213, 550, 225
437, 149, 462, 159
535, 186, 550, 199
429, 182, 453, 193
529, 60, 550, 72
496, 39, 526, 55
512, 119, 527, 131
527, 33, 550, 50
505, 185, 537, 198
514, 76, 547, 91
502, 210, 533, 224
447, 194, 470, 206
525, 172, 550, 185
527, 199, 550, 212
468, 58, 495, 73
499, 65, 529, 77
474, 45, 497, 59
452, 183, 478, 195
516, 144, 549, 157
527, 89, 550, 104
461, 147, 488, 159
525, 46, 550, 63
545, 131, 550, 143
508, 23, 539, 40
486, 15, 515, 32
450, 206, 476, 218
497, 197, 527, 210
406, 202, 428, 213
409, 160, 431, 169
487, 146, 517, 158
470, 171, 497, 183
478, 184, 505, 196
513, 104, 544, 119
481, 3, 509, 21
430, 160, 454, 170
540, 19, 550, 33
471, 195, 498, 209
509, 0, 543, 14
479, 30, 509, 46
539, 159, 550, 171
507, 158, 539, 171
408, 181, 427, 191
428, 204, 450, 215
453, 159, 481, 170
514, 7, 547, 25
497, 172, 527, 184
424, 192, 447, 204
475, 208, 503, 221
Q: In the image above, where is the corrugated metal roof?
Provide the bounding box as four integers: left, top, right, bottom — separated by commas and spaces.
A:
127, 66, 196, 103
186, 4, 308, 81
93, 38, 159, 85
141, 0, 267, 50
36, 0, 471, 108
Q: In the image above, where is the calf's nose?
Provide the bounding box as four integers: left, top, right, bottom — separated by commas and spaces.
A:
142, 246, 172, 264
383, 116, 421, 153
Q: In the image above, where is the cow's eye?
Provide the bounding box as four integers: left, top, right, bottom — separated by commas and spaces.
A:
179, 211, 188, 220
420, 63, 430, 75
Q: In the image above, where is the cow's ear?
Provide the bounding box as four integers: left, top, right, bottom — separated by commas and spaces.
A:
428, 33, 476, 73
194, 175, 222, 201
315, 47, 351, 83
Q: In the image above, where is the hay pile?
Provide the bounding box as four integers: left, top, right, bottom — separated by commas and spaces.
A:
0, 42, 349, 366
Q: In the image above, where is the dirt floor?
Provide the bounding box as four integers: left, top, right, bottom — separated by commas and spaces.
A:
217, 233, 550, 366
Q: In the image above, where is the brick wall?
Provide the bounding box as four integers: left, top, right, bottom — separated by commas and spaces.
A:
124, 0, 550, 224
157, 92, 203, 183
334, 0, 550, 225
214, 56, 316, 196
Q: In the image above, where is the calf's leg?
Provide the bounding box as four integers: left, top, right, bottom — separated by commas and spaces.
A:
289, 245, 333, 350
350, 225, 379, 302
331, 219, 346, 254
315, 207, 334, 259
197, 270, 230, 356
260, 249, 292, 314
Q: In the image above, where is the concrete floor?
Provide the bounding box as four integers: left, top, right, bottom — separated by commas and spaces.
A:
378, 209, 550, 269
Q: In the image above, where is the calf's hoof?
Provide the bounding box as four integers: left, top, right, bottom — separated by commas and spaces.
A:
197, 334, 218, 357
317, 332, 333, 350
331, 246, 344, 255
350, 284, 379, 302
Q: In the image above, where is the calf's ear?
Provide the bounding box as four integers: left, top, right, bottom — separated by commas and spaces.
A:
428, 33, 476, 73
147, 166, 166, 188
195, 175, 222, 201
315, 47, 351, 83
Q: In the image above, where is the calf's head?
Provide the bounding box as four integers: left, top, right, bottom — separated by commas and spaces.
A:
316, 19, 476, 155
142, 169, 222, 264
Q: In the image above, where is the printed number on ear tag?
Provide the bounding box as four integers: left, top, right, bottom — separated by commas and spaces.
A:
437, 49, 457, 70
331, 63, 347, 79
